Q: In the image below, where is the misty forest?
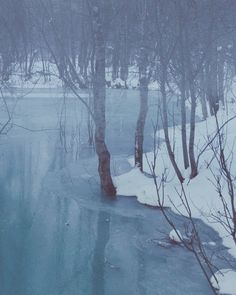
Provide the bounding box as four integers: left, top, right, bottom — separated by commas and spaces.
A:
1, 0, 236, 294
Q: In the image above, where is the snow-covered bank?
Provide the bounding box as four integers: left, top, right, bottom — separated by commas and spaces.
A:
211, 269, 236, 295
4, 62, 160, 91
114, 103, 236, 294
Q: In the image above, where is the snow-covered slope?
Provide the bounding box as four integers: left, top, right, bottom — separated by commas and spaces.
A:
114, 103, 236, 294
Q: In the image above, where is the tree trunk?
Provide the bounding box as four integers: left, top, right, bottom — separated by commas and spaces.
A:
160, 66, 184, 183
135, 49, 148, 171
189, 81, 198, 179
120, 13, 129, 85
207, 46, 219, 115
199, 69, 208, 120
179, 34, 189, 169
135, 3, 149, 172
92, 3, 116, 196
176, 0, 189, 169
112, 40, 120, 81
180, 86, 189, 169
185, 46, 198, 179
183, 21, 198, 179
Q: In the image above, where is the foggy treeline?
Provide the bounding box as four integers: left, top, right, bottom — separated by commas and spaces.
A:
0, 0, 236, 195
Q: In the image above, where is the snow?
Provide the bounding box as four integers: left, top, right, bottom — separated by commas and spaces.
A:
7, 61, 63, 89
5, 62, 161, 91
148, 80, 159, 91
211, 269, 236, 295
114, 102, 236, 294
115, 168, 159, 205
111, 78, 126, 88
169, 229, 182, 243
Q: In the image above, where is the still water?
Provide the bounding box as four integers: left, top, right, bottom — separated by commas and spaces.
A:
0, 89, 231, 295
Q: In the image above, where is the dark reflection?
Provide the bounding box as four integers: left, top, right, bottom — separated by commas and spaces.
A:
137, 219, 147, 295
92, 211, 110, 295
54, 197, 68, 291
0, 142, 34, 295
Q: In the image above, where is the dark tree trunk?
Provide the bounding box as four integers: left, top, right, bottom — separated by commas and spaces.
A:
87, 93, 94, 146
92, 211, 110, 295
176, 0, 189, 169
188, 82, 198, 179
112, 40, 120, 81
120, 12, 129, 84
160, 66, 184, 183
180, 86, 189, 169
207, 46, 219, 115
179, 19, 189, 169
185, 32, 198, 179
134, 3, 149, 172
92, 3, 116, 196
135, 48, 148, 171
200, 69, 208, 120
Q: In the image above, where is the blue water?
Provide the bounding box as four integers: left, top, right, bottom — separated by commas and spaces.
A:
0, 89, 232, 295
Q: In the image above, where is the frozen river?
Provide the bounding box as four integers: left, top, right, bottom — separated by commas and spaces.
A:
0, 89, 233, 295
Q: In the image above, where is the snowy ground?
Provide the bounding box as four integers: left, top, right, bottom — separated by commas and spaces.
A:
114, 102, 236, 294
5, 62, 159, 91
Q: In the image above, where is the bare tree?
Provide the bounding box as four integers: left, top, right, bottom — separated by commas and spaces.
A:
89, 0, 116, 196
210, 114, 236, 245
155, 0, 184, 183
147, 149, 219, 295
134, 0, 150, 172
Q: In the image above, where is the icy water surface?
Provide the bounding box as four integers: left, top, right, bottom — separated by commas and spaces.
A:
0, 89, 233, 295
